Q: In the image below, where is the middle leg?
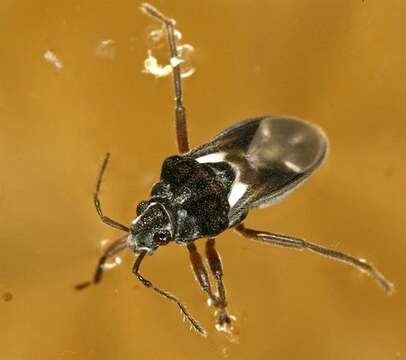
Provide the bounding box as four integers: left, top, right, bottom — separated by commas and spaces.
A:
188, 241, 233, 331
187, 242, 218, 304
205, 238, 234, 331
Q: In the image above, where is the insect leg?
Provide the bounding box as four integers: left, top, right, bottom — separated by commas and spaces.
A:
75, 235, 128, 290
187, 243, 217, 304
133, 250, 207, 336
94, 153, 130, 233
140, 3, 189, 153
235, 223, 394, 293
205, 238, 235, 331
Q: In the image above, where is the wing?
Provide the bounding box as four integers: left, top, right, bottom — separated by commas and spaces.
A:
188, 116, 328, 226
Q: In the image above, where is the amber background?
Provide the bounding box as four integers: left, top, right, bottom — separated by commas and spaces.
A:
0, 0, 405, 359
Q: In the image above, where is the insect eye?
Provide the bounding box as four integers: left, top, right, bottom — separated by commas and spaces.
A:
136, 201, 149, 216
153, 230, 171, 245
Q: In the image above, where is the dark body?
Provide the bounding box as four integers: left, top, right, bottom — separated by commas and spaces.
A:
131, 116, 327, 250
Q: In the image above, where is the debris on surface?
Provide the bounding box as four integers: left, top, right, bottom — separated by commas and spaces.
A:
43, 50, 64, 70
143, 50, 174, 78
142, 26, 195, 79
95, 39, 116, 60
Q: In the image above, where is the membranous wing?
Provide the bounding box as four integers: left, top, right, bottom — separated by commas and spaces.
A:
188, 116, 328, 226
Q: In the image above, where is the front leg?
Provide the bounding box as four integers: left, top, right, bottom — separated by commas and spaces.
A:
235, 223, 393, 293
94, 153, 130, 233
133, 250, 206, 337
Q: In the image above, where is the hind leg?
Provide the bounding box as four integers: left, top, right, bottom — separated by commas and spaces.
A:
235, 223, 393, 293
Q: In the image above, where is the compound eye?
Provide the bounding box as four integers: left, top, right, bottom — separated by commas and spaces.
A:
136, 201, 149, 216
153, 230, 171, 245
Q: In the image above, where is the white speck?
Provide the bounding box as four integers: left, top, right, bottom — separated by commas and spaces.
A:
284, 160, 302, 173
43, 50, 63, 70
170, 56, 183, 68
95, 39, 116, 60
220, 347, 230, 358
102, 256, 122, 269
100, 239, 109, 249
174, 29, 182, 41
196, 152, 225, 164
177, 209, 187, 219
228, 181, 248, 207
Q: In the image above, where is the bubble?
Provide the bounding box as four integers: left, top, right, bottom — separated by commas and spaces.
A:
144, 25, 166, 49
177, 44, 196, 78
144, 25, 182, 50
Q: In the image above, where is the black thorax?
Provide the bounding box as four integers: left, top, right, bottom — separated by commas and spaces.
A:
147, 155, 236, 243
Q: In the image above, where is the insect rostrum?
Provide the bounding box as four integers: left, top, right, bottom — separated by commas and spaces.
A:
76, 3, 393, 337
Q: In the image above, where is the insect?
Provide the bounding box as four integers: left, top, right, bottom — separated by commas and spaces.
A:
76, 3, 393, 336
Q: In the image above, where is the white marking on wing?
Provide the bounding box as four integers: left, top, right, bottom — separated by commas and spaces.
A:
228, 181, 248, 207
195, 152, 225, 164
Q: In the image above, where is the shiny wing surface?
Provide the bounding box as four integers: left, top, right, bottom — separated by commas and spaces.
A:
188, 116, 328, 225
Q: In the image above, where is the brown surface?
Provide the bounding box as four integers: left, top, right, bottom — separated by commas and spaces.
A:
0, 1, 405, 359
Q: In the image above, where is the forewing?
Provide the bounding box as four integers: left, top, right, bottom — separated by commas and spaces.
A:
189, 116, 328, 225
